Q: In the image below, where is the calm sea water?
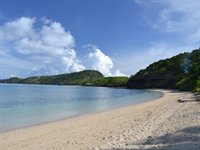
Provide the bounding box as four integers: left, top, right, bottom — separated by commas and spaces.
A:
0, 84, 163, 132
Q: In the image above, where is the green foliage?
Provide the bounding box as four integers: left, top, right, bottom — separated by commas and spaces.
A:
89, 76, 129, 87
21, 76, 41, 84
1, 48, 199, 91
0, 70, 104, 85
0, 70, 129, 88
128, 48, 200, 92
195, 77, 200, 92
0, 77, 22, 83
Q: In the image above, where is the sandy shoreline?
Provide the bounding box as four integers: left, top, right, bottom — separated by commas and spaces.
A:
0, 90, 199, 150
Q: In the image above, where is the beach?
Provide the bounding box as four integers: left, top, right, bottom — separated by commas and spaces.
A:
0, 90, 199, 150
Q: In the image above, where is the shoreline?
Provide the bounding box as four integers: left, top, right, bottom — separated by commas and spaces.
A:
0, 88, 163, 133
1, 89, 199, 150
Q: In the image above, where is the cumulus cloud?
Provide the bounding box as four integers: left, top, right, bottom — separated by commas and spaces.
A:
88, 48, 114, 76
0, 17, 35, 41
0, 17, 85, 77
114, 69, 127, 76
0, 17, 126, 78
87, 46, 126, 76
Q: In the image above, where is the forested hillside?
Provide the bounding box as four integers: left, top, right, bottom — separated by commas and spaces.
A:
128, 48, 200, 92
0, 70, 104, 85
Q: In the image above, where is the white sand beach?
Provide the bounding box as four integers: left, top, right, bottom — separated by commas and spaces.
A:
0, 90, 199, 150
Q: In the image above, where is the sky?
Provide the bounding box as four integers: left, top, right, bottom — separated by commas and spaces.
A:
0, 0, 199, 79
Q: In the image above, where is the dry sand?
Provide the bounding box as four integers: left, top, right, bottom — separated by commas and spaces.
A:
0, 90, 200, 150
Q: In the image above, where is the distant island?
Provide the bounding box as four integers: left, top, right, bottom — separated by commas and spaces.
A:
1, 48, 199, 92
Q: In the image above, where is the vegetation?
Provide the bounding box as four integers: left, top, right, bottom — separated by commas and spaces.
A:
0, 70, 104, 85
127, 48, 200, 92
0, 77, 22, 83
89, 76, 129, 87
0, 70, 129, 87
1, 48, 199, 92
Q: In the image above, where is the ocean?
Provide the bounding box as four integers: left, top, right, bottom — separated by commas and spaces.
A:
0, 84, 163, 132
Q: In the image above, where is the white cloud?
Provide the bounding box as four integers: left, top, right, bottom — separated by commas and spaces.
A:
0, 17, 85, 77
88, 48, 113, 76
87, 47, 126, 76
157, 0, 199, 35
0, 17, 35, 40
61, 49, 85, 72
114, 69, 127, 76
10, 74, 17, 78
136, 0, 200, 44
41, 21, 75, 48
0, 17, 125, 78
39, 17, 52, 25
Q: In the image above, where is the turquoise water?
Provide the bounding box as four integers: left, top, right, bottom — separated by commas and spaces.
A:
0, 84, 163, 132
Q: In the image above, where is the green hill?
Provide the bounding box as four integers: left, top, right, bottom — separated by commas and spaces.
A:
0, 70, 104, 85
0, 70, 129, 87
0, 77, 22, 83
127, 48, 200, 92
1, 48, 199, 91
90, 76, 129, 87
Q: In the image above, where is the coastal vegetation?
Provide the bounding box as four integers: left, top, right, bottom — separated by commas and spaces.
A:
90, 76, 129, 87
0, 70, 104, 85
127, 48, 200, 92
0, 70, 129, 87
1, 48, 199, 92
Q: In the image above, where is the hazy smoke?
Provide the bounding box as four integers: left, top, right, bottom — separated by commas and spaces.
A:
181, 57, 191, 74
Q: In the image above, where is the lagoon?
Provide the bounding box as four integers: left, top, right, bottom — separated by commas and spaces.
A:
0, 84, 162, 132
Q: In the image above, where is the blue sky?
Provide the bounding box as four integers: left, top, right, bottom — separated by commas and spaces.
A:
0, 0, 199, 78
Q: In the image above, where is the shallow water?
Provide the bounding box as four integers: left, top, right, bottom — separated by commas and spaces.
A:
0, 84, 162, 132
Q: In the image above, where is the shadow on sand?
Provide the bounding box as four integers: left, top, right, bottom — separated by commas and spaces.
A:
128, 126, 200, 150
